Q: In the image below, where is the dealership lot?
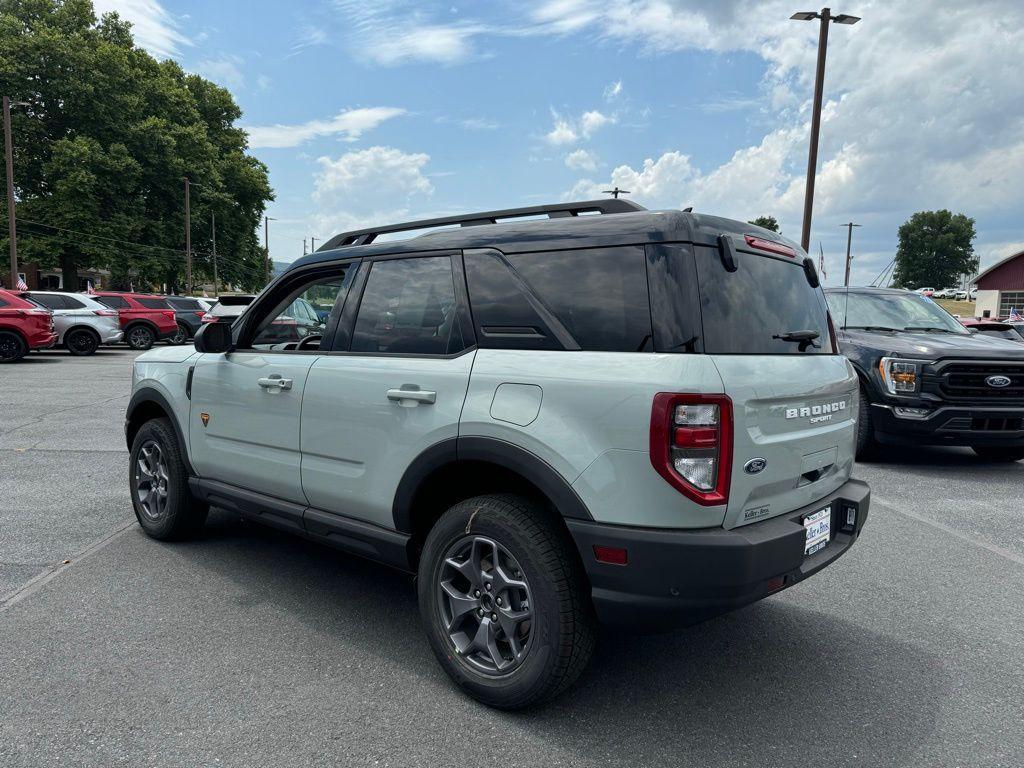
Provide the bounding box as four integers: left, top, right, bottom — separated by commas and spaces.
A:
1, 350, 1022, 767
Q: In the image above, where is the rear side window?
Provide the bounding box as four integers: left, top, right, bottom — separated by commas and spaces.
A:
695, 247, 833, 354
28, 294, 66, 310
63, 296, 86, 309
167, 297, 202, 310
96, 296, 129, 309
465, 246, 652, 352
351, 256, 466, 355
137, 297, 170, 309
0, 297, 7, 308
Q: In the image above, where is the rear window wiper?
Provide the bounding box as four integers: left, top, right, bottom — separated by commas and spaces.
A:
772, 329, 820, 351
842, 325, 900, 332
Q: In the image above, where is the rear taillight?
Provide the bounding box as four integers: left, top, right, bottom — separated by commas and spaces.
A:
200, 313, 215, 323
650, 393, 732, 505
194, 311, 206, 318
93, 309, 118, 317
744, 234, 796, 258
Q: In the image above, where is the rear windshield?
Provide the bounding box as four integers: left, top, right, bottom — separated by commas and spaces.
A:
695, 247, 833, 354
136, 297, 170, 309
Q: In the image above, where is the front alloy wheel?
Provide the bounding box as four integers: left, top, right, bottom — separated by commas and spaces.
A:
438, 535, 534, 675
134, 440, 170, 522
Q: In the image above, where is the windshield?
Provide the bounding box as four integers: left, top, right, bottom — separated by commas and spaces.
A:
826, 291, 969, 334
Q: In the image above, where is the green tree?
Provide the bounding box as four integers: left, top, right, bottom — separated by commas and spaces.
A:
892, 210, 977, 289
0, 0, 273, 292
748, 215, 780, 232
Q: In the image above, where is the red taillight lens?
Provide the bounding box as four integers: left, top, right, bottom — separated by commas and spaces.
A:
650, 393, 732, 505
201, 314, 216, 323
744, 234, 796, 258
194, 311, 206, 318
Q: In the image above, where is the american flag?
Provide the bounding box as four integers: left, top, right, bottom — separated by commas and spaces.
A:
15, 275, 28, 290
1009, 307, 1024, 323
86, 280, 96, 294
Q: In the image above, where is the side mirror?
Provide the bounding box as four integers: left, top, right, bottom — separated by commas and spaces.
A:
194, 321, 233, 353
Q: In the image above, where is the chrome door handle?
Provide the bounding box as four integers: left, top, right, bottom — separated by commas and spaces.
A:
387, 388, 436, 405
258, 376, 293, 391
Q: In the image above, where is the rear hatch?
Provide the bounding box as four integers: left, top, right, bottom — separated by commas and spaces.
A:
692, 233, 858, 530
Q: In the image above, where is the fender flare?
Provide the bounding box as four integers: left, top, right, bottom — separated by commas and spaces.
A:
123, 319, 159, 338
391, 436, 593, 533
125, 387, 194, 475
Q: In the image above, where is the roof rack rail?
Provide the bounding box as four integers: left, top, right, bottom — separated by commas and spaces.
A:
319, 198, 647, 250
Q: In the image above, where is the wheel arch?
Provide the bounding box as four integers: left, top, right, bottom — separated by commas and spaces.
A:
63, 323, 101, 345
124, 319, 159, 337
394, 436, 593, 566
126, 388, 194, 475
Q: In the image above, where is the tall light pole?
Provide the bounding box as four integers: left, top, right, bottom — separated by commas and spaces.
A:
184, 177, 192, 294
264, 215, 275, 286
4, 97, 29, 290
211, 213, 218, 297
840, 221, 861, 286
310, 236, 317, 252
791, 8, 860, 251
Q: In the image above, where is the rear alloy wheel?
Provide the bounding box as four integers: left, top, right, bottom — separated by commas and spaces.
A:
126, 325, 155, 350
0, 330, 27, 363
418, 494, 595, 709
167, 323, 189, 345
129, 417, 208, 539
972, 446, 1024, 462
66, 328, 99, 356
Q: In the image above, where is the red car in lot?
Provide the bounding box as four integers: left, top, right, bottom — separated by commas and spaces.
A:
90, 292, 178, 350
0, 289, 57, 362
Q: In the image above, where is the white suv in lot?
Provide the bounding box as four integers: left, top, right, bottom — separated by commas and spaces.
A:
125, 200, 870, 708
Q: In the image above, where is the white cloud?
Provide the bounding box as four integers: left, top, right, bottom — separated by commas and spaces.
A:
195, 55, 245, 91
93, 0, 190, 59
545, 108, 615, 145
311, 146, 435, 236
565, 149, 598, 172
246, 107, 406, 149
603, 80, 623, 101
460, 117, 500, 130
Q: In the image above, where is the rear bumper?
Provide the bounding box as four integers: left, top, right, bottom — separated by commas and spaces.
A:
870, 402, 1024, 447
103, 329, 124, 344
566, 479, 870, 630
28, 331, 58, 350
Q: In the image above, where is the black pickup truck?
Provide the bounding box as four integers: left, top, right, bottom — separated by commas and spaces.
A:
825, 287, 1024, 461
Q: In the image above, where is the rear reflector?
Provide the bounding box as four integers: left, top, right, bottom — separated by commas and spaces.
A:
593, 545, 628, 566
766, 576, 786, 593
744, 234, 796, 258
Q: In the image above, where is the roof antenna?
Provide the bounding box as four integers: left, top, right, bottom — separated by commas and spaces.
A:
602, 186, 631, 199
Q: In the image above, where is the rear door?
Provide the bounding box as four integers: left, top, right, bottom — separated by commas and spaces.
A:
693, 242, 858, 529
300, 252, 475, 529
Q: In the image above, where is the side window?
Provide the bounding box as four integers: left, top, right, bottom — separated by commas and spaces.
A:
62, 296, 86, 309
465, 246, 653, 352
29, 294, 64, 310
351, 256, 466, 355
97, 296, 129, 309
137, 297, 170, 309
248, 268, 352, 350
0, 297, 8, 308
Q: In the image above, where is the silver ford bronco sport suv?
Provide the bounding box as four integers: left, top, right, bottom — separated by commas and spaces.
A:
126, 199, 870, 709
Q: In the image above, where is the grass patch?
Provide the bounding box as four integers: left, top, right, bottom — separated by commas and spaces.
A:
935, 299, 976, 317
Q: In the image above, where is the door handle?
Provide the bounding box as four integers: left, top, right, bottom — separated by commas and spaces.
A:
258, 376, 293, 391
387, 388, 436, 406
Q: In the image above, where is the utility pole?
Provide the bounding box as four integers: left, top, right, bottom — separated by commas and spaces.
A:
791, 8, 860, 251
184, 177, 192, 295
264, 215, 275, 287
602, 187, 630, 199
211, 213, 218, 297
4, 97, 28, 290
303, 238, 307, 256
310, 237, 317, 252
841, 221, 861, 286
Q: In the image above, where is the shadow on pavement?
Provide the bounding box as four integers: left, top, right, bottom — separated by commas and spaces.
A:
171, 510, 941, 767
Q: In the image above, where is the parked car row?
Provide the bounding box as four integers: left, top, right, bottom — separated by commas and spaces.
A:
916, 286, 976, 300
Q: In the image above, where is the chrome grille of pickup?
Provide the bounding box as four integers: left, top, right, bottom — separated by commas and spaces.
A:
939, 364, 1024, 400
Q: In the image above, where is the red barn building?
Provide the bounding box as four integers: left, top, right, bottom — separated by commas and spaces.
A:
975, 249, 1024, 319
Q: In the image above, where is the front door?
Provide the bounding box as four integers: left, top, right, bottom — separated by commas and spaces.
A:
188, 266, 355, 504
300, 254, 475, 529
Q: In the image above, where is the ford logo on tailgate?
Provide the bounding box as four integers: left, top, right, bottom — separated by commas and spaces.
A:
744, 458, 767, 474
986, 375, 1012, 388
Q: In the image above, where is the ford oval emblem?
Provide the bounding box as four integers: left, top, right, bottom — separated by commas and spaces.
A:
986, 375, 1012, 388
744, 457, 767, 474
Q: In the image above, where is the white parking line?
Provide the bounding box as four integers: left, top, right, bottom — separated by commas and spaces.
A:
873, 496, 1024, 567
0, 519, 136, 613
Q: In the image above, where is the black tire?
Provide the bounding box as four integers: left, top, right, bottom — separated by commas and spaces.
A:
66, 328, 99, 356
126, 324, 155, 350
128, 417, 208, 540
418, 494, 596, 710
0, 330, 27, 363
167, 323, 189, 345
855, 384, 876, 460
971, 446, 1024, 462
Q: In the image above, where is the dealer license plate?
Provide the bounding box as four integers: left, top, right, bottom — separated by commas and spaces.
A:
803, 506, 831, 556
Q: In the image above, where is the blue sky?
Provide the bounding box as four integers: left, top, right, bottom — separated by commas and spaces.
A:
98, 0, 1024, 285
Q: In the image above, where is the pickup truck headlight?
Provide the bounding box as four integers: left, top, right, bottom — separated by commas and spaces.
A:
878, 357, 921, 395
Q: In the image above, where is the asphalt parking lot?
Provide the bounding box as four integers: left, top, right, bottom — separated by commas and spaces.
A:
2, 349, 1022, 767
